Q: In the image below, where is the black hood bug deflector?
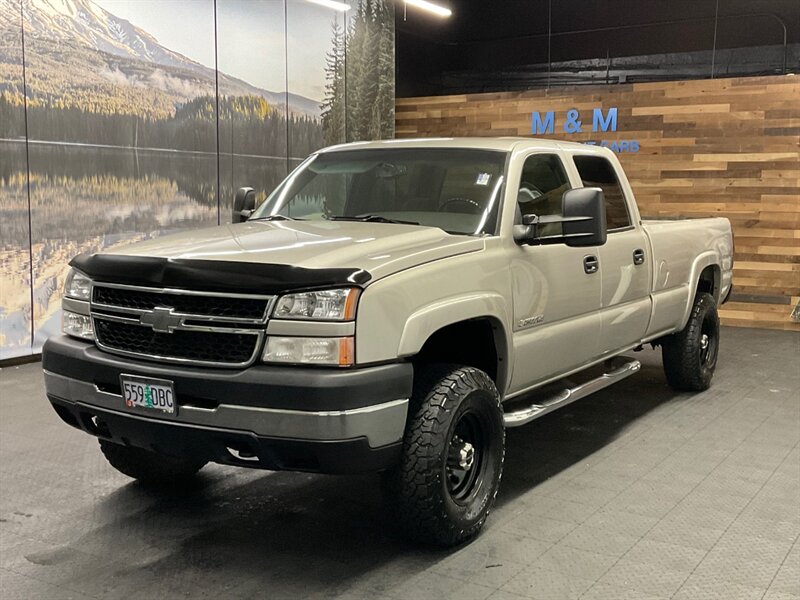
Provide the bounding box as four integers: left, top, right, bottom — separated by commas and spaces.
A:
70, 253, 372, 294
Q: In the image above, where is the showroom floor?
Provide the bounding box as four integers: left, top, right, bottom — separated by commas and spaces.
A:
1, 327, 798, 600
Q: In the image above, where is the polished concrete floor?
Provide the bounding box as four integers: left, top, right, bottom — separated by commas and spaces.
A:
1, 327, 798, 600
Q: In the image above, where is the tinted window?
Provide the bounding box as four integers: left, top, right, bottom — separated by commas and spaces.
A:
573, 156, 631, 230
517, 154, 570, 236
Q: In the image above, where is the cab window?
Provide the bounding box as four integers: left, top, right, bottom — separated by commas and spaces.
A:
517, 154, 570, 236
573, 155, 631, 230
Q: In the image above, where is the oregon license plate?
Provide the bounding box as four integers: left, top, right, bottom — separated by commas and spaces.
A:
120, 374, 176, 415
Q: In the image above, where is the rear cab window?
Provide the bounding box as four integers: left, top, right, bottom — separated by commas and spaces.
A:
572, 155, 632, 231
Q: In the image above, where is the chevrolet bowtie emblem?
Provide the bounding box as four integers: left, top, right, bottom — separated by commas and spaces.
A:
140, 306, 182, 333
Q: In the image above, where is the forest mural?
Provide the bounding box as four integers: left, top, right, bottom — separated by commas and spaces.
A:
0, 0, 395, 360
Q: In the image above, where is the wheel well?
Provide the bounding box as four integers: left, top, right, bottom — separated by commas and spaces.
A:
697, 265, 720, 301
412, 318, 506, 390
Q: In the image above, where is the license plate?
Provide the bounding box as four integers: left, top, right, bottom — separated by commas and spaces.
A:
120, 374, 176, 415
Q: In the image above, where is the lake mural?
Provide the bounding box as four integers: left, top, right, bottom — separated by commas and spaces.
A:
0, 0, 395, 360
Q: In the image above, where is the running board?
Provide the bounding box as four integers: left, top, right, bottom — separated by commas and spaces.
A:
503, 358, 641, 428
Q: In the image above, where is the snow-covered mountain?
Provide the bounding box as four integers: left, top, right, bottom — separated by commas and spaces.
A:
0, 0, 321, 116
6, 0, 202, 70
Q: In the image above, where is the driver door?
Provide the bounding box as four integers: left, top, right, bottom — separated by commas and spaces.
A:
508, 152, 603, 394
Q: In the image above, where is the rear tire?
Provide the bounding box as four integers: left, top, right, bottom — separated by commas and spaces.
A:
385, 364, 505, 547
99, 440, 206, 485
662, 292, 719, 391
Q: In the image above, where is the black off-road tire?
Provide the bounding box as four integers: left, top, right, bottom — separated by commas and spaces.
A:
99, 440, 206, 485
661, 292, 720, 391
385, 364, 505, 547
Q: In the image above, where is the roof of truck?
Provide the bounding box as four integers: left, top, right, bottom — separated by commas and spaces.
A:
318, 137, 612, 155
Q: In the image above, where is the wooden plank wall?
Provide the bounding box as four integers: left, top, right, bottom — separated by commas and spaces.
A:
396, 75, 800, 331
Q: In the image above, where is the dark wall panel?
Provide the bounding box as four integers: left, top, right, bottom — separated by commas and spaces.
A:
396, 0, 800, 96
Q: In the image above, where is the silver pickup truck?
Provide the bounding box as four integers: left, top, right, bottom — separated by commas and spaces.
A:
42, 138, 733, 546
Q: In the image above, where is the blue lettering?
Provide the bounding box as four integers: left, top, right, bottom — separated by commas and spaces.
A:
592, 107, 618, 132
531, 111, 554, 135
590, 139, 639, 152
564, 109, 583, 133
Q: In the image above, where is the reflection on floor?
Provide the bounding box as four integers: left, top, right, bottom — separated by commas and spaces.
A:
1, 327, 798, 599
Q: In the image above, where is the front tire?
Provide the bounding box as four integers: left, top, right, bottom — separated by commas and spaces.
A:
386, 364, 505, 547
662, 292, 720, 391
99, 440, 207, 485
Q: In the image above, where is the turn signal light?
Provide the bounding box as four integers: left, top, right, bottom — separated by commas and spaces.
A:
263, 336, 355, 366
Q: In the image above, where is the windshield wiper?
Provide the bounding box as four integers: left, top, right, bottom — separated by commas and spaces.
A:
327, 214, 420, 225
249, 215, 302, 222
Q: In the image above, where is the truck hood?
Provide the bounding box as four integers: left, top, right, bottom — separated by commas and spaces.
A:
103, 220, 484, 283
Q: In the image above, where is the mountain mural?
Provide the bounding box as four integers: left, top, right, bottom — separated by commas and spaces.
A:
0, 0, 394, 360
0, 0, 321, 118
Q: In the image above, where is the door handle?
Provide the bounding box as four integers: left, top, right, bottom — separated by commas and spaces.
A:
633, 248, 645, 265
583, 255, 599, 274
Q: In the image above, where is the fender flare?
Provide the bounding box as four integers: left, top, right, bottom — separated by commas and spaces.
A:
678, 251, 721, 330
397, 293, 513, 391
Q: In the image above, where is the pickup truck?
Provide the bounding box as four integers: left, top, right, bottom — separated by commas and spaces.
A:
42, 138, 733, 546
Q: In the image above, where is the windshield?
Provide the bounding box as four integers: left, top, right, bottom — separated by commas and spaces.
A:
250, 148, 507, 235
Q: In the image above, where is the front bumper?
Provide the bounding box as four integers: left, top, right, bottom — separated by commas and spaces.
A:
43, 335, 413, 473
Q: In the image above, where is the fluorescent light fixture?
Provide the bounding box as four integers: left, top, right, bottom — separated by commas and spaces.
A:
306, 0, 351, 11
404, 0, 451, 18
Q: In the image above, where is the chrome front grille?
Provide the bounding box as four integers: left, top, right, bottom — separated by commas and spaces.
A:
92, 285, 271, 323
90, 283, 274, 368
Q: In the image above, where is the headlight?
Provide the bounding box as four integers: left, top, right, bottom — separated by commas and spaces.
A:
263, 336, 354, 366
273, 288, 359, 321
64, 269, 92, 300
62, 311, 94, 339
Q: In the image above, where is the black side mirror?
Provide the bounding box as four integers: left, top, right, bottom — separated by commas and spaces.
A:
561, 187, 607, 247
232, 187, 256, 223
512, 187, 607, 247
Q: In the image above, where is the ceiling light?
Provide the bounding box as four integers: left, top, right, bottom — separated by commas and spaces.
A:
306, 0, 351, 11
404, 0, 451, 18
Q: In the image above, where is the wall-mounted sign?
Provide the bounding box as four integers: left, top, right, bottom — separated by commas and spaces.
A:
531, 107, 639, 153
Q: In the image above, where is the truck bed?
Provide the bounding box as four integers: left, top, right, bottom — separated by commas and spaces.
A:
642, 217, 733, 338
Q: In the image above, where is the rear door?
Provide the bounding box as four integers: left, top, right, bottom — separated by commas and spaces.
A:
508, 152, 603, 394
570, 154, 652, 353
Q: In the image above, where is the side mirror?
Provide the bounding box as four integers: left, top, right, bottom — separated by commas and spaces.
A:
512, 187, 607, 247
232, 187, 256, 223
561, 187, 607, 247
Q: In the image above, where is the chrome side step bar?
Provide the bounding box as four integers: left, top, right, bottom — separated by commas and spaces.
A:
503, 358, 641, 428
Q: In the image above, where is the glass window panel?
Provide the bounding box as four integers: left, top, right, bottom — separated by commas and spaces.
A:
217, 0, 289, 214
22, 0, 219, 351
573, 155, 631, 230
0, 0, 32, 359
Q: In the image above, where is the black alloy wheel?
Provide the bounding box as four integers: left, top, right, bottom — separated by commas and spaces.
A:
385, 364, 505, 547
662, 292, 720, 391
